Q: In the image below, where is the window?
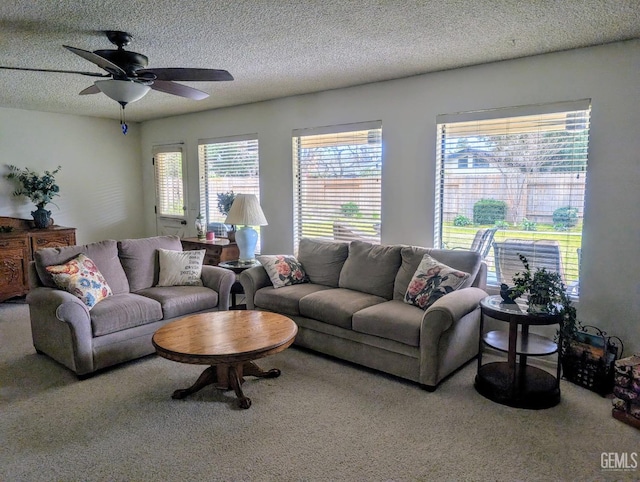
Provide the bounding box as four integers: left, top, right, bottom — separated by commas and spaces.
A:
435, 100, 591, 297
198, 134, 260, 244
293, 121, 382, 250
153, 145, 185, 218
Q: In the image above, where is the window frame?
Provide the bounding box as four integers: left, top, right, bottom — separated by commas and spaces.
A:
292, 121, 383, 250
153, 144, 187, 220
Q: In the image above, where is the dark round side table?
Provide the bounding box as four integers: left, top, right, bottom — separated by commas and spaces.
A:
475, 295, 563, 409
218, 260, 262, 309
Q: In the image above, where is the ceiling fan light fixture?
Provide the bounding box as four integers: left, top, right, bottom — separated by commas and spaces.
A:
95, 79, 150, 105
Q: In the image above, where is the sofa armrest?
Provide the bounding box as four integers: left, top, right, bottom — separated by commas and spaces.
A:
26, 287, 94, 375
421, 287, 487, 336
239, 266, 272, 310
200, 265, 236, 311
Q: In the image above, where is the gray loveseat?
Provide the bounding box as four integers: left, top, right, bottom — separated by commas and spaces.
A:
240, 239, 488, 390
27, 235, 235, 377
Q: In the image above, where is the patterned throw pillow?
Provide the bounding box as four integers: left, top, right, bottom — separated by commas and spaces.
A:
257, 255, 309, 288
46, 253, 113, 309
156, 249, 205, 287
404, 254, 470, 310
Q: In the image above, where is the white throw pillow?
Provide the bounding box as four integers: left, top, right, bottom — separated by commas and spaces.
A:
156, 249, 205, 287
404, 254, 469, 310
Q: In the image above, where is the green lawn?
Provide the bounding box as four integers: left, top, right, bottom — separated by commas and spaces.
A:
443, 224, 582, 283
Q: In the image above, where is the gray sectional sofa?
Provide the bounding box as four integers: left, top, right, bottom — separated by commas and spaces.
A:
27, 235, 235, 377
240, 239, 488, 390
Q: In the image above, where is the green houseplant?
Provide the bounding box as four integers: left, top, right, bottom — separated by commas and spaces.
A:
6, 165, 62, 228
510, 254, 581, 357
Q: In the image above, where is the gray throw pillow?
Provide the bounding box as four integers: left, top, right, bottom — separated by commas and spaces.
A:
297, 238, 349, 287
338, 240, 402, 299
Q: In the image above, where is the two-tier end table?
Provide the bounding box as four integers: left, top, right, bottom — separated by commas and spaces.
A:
475, 295, 563, 409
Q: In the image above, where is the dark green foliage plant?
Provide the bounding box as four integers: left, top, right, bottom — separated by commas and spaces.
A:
553, 206, 578, 228
453, 214, 472, 226
6, 165, 62, 208
473, 199, 507, 225
521, 218, 537, 231
340, 202, 360, 218
511, 254, 581, 357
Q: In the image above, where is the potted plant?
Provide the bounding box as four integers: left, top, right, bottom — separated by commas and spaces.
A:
216, 190, 236, 239
510, 254, 581, 358
6, 165, 62, 228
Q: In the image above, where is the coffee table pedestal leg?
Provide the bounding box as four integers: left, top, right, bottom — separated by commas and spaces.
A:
172, 361, 281, 409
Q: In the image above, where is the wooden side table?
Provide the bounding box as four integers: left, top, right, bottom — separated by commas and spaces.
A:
180, 237, 239, 266
475, 295, 562, 409
218, 260, 261, 309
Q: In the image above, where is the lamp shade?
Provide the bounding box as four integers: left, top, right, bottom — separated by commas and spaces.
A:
224, 194, 268, 226
95, 79, 151, 105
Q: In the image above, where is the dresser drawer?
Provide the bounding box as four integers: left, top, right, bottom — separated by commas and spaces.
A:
31, 231, 76, 251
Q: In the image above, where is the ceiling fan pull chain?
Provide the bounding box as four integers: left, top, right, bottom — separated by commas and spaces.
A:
120, 105, 128, 135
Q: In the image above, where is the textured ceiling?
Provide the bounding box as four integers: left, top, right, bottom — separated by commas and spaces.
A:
0, 1, 638, 122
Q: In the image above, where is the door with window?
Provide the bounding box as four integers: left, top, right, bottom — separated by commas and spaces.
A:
153, 145, 188, 237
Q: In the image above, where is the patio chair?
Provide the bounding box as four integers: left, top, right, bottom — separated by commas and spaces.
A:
333, 221, 378, 243
493, 238, 566, 286
454, 227, 497, 259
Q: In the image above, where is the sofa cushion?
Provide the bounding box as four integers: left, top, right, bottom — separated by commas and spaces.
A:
257, 255, 309, 288
338, 240, 402, 299
255, 284, 333, 316
35, 239, 130, 294
352, 300, 424, 347
297, 238, 349, 287
46, 253, 113, 309
136, 286, 218, 319
394, 247, 481, 300
118, 236, 183, 292
89, 293, 163, 337
299, 288, 387, 330
404, 254, 470, 310
156, 249, 205, 287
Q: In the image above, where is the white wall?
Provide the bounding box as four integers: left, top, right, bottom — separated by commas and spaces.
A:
141, 39, 640, 354
0, 108, 145, 244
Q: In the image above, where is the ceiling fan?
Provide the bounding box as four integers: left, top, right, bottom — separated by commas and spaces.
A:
0, 30, 234, 133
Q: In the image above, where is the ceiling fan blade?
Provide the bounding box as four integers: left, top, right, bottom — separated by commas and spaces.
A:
63, 45, 127, 77
150, 80, 209, 100
138, 68, 233, 82
0, 65, 108, 78
79, 84, 101, 95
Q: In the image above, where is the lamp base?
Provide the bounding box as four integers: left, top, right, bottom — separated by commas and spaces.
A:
235, 226, 258, 262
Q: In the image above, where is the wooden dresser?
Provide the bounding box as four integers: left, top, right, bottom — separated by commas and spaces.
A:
180, 237, 239, 266
0, 217, 76, 303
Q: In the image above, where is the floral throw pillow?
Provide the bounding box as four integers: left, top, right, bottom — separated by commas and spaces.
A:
404, 254, 470, 310
46, 253, 113, 309
257, 255, 309, 288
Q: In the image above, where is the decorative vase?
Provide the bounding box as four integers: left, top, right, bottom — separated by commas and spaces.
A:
227, 226, 236, 242
31, 205, 51, 229
195, 213, 207, 240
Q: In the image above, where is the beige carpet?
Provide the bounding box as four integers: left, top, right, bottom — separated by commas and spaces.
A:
1, 302, 638, 481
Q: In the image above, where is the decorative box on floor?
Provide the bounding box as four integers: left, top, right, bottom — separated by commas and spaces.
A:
612, 354, 640, 430
561, 325, 623, 396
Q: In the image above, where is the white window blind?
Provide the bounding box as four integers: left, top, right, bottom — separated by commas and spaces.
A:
293, 121, 382, 250
153, 145, 185, 218
198, 134, 261, 246
435, 100, 591, 297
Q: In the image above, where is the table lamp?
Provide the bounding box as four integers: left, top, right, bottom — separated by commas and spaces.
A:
224, 194, 268, 262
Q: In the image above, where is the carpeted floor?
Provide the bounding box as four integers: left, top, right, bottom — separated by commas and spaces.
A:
1, 301, 638, 481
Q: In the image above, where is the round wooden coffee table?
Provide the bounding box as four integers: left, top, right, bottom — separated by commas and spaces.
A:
152, 311, 297, 409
